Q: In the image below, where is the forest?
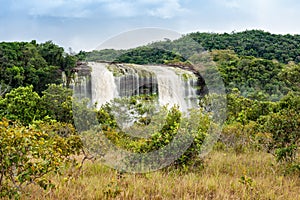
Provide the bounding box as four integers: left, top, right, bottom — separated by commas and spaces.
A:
0, 30, 299, 199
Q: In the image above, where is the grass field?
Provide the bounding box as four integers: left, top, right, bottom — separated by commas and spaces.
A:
17, 150, 299, 200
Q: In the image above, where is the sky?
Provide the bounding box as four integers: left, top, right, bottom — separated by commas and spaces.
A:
1, 0, 300, 52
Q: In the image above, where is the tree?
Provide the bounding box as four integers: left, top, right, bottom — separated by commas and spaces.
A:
280, 63, 300, 92
61, 54, 77, 87
259, 109, 300, 163
37, 41, 64, 67
0, 41, 64, 95
41, 84, 73, 123
0, 119, 83, 198
0, 86, 41, 125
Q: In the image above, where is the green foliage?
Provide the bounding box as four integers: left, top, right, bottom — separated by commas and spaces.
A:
126, 106, 209, 169
128, 106, 183, 153
0, 119, 83, 199
83, 47, 186, 65
258, 109, 300, 163
0, 86, 41, 125
212, 50, 289, 100
278, 91, 300, 111
226, 89, 278, 123
83, 49, 127, 62
96, 105, 118, 130
219, 122, 257, 153
83, 30, 300, 66
115, 47, 185, 65
37, 41, 64, 66
0, 84, 78, 126
279, 63, 300, 92
222, 90, 299, 170
0, 41, 77, 95
61, 54, 78, 87
189, 30, 300, 64
41, 84, 73, 124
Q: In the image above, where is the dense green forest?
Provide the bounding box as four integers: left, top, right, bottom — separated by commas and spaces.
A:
0, 30, 299, 199
0, 41, 77, 95
83, 30, 300, 63
189, 30, 300, 64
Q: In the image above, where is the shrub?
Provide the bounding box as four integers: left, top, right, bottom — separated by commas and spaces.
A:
0, 86, 41, 125
40, 84, 73, 124
219, 121, 257, 153
258, 109, 299, 163
0, 119, 83, 199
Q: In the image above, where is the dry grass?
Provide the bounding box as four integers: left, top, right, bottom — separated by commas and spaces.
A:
19, 151, 299, 200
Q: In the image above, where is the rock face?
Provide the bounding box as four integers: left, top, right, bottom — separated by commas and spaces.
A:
70, 62, 206, 112
70, 62, 92, 101
110, 63, 158, 97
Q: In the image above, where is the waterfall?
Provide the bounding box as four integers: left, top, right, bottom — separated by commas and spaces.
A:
146, 66, 190, 112
73, 62, 200, 112
90, 62, 118, 107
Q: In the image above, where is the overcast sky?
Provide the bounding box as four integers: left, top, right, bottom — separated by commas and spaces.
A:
1, 0, 300, 52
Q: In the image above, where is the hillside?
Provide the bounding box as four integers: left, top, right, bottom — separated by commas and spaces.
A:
82, 30, 300, 63
189, 30, 300, 64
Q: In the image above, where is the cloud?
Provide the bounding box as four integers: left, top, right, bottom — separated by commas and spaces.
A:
147, 0, 186, 19
8, 0, 97, 18
215, 0, 240, 9
223, 0, 300, 31
102, 1, 138, 17
5, 0, 187, 19
97, 0, 187, 19
209, 0, 300, 28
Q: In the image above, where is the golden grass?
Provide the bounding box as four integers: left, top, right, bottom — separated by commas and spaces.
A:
19, 151, 299, 200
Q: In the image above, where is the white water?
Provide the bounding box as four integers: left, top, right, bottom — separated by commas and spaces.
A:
146, 66, 199, 113
146, 66, 186, 112
87, 62, 199, 112
90, 62, 118, 107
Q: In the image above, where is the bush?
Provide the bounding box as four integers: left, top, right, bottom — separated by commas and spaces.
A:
218, 121, 257, 153
0, 84, 76, 126
0, 86, 41, 125
0, 119, 83, 199
258, 109, 299, 163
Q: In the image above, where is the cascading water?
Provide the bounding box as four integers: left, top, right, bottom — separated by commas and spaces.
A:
72, 62, 200, 113
147, 65, 190, 112
90, 62, 117, 107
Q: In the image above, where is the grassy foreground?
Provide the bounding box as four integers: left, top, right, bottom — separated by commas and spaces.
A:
14, 150, 299, 200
